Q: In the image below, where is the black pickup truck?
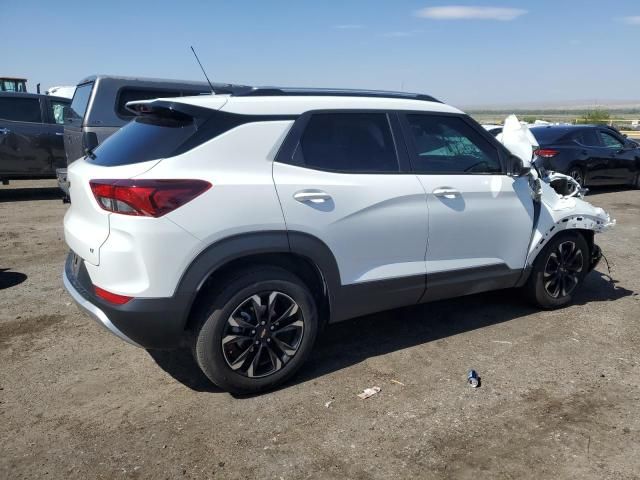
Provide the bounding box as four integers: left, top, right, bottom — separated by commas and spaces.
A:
0, 92, 70, 184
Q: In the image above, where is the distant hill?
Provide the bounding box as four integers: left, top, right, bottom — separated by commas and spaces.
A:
463, 99, 640, 112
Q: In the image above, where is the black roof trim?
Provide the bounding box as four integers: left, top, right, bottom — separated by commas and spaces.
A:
233, 87, 441, 103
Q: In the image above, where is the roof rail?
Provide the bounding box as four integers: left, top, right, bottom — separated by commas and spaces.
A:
233, 87, 441, 103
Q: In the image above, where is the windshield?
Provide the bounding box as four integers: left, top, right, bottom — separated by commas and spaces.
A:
68, 82, 93, 123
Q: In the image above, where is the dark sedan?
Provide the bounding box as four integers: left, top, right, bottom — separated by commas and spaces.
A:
530, 125, 640, 188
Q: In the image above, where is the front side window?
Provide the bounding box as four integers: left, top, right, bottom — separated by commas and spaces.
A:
50, 100, 68, 124
599, 131, 623, 149
0, 97, 42, 123
405, 114, 501, 174
298, 113, 399, 173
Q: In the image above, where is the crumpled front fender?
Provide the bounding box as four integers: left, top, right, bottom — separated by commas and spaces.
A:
526, 180, 615, 266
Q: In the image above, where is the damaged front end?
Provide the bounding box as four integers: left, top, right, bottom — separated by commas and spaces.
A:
496, 115, 615, 269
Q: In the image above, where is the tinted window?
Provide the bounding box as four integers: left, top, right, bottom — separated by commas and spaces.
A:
69, 83, 93, 122
0, 97, 42, 122
49, 100, 69, 125
90, 115, 197, 166
298, 113, 398, 173
0, 80, 26, 92
530, 127, 571, 145
573, 129, 600, 147
599, 131, 623, 149
116, 88, 183, 117
405, 114, 501, 174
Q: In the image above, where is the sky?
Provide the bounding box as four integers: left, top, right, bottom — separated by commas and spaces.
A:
2, 0, 639, 108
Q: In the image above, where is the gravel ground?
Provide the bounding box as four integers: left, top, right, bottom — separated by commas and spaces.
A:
0, 179, 638, 479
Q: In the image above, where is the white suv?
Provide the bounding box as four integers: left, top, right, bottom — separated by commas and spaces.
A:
63, 88, 613, 393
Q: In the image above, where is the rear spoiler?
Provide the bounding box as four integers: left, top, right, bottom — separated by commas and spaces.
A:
125, 99, 221, 119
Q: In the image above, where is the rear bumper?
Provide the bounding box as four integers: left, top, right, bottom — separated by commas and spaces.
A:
63, 252, 191, 349
63, 267, 142, 347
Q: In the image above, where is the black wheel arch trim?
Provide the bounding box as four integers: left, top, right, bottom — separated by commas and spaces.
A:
175, 230, 342, 329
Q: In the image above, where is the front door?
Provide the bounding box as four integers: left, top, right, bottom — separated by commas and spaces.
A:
399, 113, 535, 301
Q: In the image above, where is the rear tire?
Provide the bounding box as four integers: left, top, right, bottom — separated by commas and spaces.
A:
193, 267, 318, 394
567, 166, 586, 188
525, 232, 589, 309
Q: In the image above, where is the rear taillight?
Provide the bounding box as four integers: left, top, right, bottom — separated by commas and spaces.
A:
534, 148, 559, 158
94, 285, 133, 305
89, 179, 211, 217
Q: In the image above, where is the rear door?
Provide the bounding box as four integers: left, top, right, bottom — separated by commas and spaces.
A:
0, 96, 49, 175
399, 113, 534, 300
273, 111, 428, 319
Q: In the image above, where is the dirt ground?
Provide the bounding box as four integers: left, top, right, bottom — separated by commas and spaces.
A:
0, 179, 638, 479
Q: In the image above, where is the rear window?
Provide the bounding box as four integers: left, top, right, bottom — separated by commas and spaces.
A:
530, 127, 571, 145
89, 115, 197, 166
0, 97, 42, 122
68, 83, 93, 122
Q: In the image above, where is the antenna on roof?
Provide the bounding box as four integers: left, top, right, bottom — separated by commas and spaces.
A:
190, 46, 215, 94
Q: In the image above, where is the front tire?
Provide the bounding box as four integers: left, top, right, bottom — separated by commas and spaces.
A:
525, 232, 589, 309
193, 267, 318, 394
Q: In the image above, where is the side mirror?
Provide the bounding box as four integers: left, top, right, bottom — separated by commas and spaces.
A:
509, 155, 531, 177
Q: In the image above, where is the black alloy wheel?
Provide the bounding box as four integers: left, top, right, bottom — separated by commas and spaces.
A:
193, 267, 318, 394
221, 291, 305, 378
525, 232, 589, 309
542, 240, 584, 299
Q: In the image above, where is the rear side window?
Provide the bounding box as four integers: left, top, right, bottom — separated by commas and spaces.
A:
89, 115, 197, 166
297, 113, 399, 173
68, 83, 93, 122
116, 88, 182, 118
0, 97, 42, 123
573, 129, 600, 147
405, 114, 501, 174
